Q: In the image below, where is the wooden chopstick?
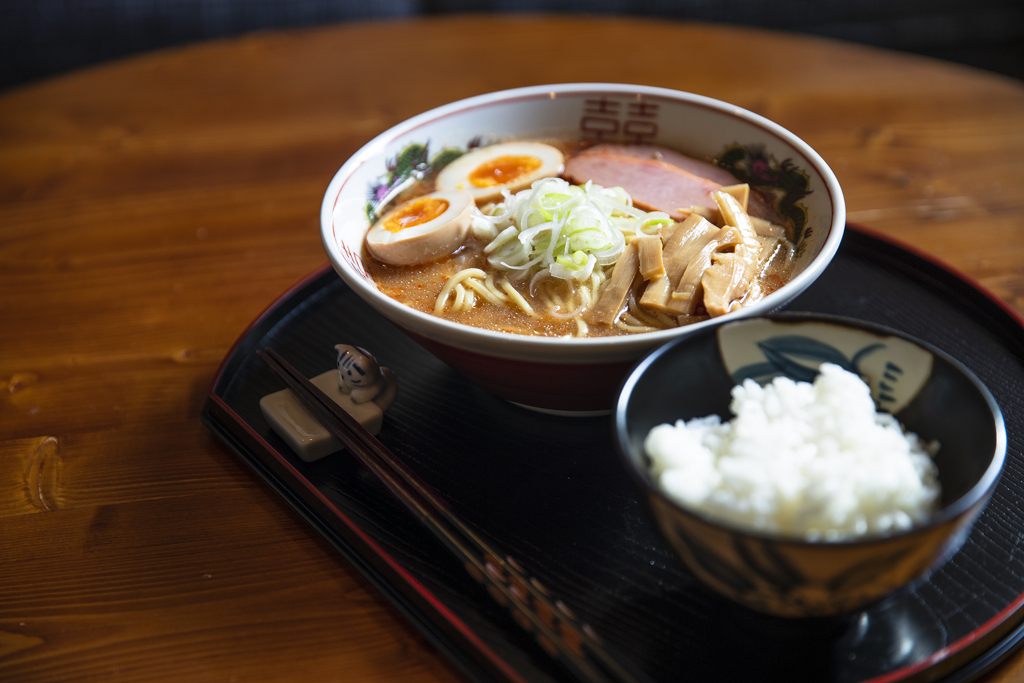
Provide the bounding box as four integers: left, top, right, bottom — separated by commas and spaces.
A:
257, 348, 651, 683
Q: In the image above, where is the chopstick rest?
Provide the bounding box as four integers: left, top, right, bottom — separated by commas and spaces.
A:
259, 345, 397, 462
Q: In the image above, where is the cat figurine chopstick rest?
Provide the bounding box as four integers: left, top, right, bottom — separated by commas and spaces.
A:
259, 345, 398, 462
335, 344, 398, 409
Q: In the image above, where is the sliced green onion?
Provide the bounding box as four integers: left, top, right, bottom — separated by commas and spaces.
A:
483, 177, 666, 282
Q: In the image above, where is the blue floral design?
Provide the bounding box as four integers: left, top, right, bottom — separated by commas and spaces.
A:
731, 336, 892, 399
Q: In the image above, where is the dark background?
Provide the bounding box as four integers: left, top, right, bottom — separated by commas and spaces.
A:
1, 0, 1022, 92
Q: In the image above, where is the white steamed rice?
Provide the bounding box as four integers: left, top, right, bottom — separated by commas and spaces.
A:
644, 363, 941, 541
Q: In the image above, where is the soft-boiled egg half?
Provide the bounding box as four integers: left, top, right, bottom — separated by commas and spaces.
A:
436, 142, 564, 203
365, 190, 474, 265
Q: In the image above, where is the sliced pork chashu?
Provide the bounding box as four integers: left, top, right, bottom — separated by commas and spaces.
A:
566, 144, 779, 228
582, 144, 741, 186
563, 152, 723, 220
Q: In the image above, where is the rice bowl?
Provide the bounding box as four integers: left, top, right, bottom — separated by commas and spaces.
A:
615, 314, 1005, 617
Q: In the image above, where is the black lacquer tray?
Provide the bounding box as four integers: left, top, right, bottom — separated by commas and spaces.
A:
201, 226, 1024, 683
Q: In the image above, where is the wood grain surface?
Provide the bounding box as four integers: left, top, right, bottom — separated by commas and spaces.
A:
2, 14, 1023, 683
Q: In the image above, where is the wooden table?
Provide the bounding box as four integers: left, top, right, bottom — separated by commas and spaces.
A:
2, 14, 1023, 683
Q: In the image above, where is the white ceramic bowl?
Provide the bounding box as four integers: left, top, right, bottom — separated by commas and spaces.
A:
321, 84, 846, 413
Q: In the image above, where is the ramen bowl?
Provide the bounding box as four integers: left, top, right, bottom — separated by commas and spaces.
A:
615, 313, 1006, 617
321, 84, 846, 413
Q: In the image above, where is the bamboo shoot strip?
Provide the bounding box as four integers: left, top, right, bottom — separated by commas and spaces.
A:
751, 216, 787, 239
719, 183, 750, 212
670, 228, 729, 316
701, 192, 762, 316
757, 236, 781, 268
587, 241, 640, 326
640, 215, 721, 314
636, 235, 665, 280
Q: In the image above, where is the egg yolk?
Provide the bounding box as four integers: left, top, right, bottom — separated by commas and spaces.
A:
383, 197, 449, 233
469, 155, 543, 188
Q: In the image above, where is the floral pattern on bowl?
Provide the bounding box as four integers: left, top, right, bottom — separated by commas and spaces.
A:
365, 139, 481, 221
